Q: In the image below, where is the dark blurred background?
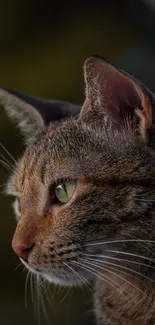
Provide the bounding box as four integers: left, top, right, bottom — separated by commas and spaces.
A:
1, 0, 155, 324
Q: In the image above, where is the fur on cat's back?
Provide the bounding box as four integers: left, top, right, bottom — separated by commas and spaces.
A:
1, 56, 155, 325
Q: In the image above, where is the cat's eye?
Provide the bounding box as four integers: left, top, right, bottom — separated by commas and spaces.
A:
54, 180, 76, 204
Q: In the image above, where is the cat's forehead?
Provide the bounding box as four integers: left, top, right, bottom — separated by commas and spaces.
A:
13, 120, 102, 191
13, 120, 90, 191
12, 118, 150, 196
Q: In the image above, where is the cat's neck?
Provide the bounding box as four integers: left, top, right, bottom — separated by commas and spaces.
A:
95, 274, 155, 325
94, 214, 155, 325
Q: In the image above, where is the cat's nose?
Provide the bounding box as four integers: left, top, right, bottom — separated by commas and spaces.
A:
12, 240, 34, 261
12, 220, 36, 262
12, 241, 34, 261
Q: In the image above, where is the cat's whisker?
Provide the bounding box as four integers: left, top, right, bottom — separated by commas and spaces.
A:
37, 275, 50, 325
84, 253, 155, 269
0, 153, 14, 168
25, 270, 30, 308
0, 142, 17, 164
84, 256, 140, 279
30, 272, 35, 304
84, 255, 155, 285
84, 257, 152, 306
60, 285, 71, 304
85, 239, 155, 246
72, 259, 128, 301
61, 261, 85, 300
106, 250, 155, 263
35, 274, 41, 325
80, 258, 149, 302
84, 258, 142, 284
42, 281, 53, 309
13, 263, 22, 272
63, 261, 83, 286
37, 277, 57, 320
131, 234, 155, 255
63, 261, 92, 296
0, 158, 12, 171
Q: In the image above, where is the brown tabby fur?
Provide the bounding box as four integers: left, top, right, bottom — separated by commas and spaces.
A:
2, 56, 155, 325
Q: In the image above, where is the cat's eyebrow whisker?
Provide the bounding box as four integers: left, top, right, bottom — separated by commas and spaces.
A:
80, 258, 149, 302
72, 259, 129, 301
85, 239, 155, 246
0, 142, 17, 164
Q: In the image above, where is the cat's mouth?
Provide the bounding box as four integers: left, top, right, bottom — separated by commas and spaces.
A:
20, 257, 90, 286
20, 258, 45, 275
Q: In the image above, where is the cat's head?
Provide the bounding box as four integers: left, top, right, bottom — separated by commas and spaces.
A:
2, 56, 155, 286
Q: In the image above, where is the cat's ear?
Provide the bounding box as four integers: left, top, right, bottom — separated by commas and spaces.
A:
0, 88, 80, 142
80, 56, 153, 142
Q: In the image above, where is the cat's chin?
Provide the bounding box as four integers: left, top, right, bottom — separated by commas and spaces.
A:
20, 258, 87, 287
42, 273, 82, 286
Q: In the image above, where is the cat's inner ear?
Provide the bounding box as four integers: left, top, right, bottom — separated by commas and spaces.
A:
80, 56, 152, 141
0, 88, 81, 142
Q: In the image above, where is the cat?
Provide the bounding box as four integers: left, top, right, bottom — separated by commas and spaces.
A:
1, 55, 155, 325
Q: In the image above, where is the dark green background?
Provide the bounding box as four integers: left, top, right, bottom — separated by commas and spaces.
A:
1, 1, 155, 324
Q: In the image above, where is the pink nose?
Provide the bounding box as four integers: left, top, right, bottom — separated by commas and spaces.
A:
12, 240, 34, 261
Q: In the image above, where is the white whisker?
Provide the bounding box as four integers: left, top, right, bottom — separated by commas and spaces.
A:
84, 255, 155, 285
86, 259, 141, 284
35, 274, 41, 325
106, 250, 155, 263
81, 258, 148, 301
0, 153, 14, 168
0, 142, 16, 164
72, 260, 128, 301
84, 253, 155, 269
25, 271, 30, 308
37, 275, 50, 325
30, 272, 35, 304
13, 263, 22, 272
0, 158, 12, 171
63, 261, 92, 296
85, 239, 155, 246
42, 281, 54, 310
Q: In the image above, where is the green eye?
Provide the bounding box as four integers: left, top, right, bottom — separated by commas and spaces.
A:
54, 180, 76, 204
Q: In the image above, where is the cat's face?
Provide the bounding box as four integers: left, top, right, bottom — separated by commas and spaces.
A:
2, 56, 155, 286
